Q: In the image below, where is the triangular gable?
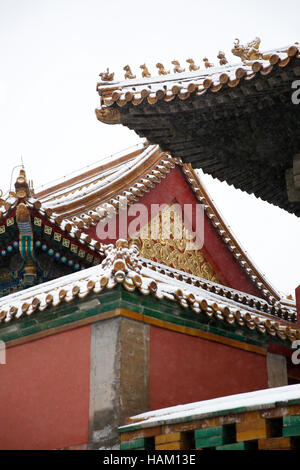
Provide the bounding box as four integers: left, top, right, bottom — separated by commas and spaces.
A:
36, 145, 284, 304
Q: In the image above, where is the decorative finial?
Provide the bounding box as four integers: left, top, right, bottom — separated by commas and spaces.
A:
231, 37, 263, 63
15, 169, 30, 200
99, 68, 114, 81
172, 60, 185, 73
203, 57, 214, 68
217, 51, 228, 65
186, 58, 200, 71
156, 63, 170, 75
140, 64, 151, 78
123, 65, 136, 79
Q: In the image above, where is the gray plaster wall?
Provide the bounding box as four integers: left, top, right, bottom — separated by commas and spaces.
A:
267, 352, 288, 388
88, 316, 150, 449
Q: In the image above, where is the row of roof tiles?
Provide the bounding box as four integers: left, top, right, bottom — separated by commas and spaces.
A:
141, 258, 296, 322
0, 240, 298, 343
96, 44, 300, 109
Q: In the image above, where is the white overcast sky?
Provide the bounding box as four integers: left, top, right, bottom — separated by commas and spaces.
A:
0, 0, 300, 295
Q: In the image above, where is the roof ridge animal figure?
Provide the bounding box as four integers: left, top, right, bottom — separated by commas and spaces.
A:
123, 65, 136, 79
140, 64, 151, 78
172, 60, 185, 73
203, 57, 214, 68
186, 58, 200, 71
217, 51, 228, 66
99, 68, 114, 81
156, 63, 169, 75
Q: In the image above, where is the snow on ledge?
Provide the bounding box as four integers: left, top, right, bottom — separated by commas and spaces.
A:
120, 384, 300, 431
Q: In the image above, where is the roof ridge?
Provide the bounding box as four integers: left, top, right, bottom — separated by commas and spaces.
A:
95, 42, 300, 113
97, 41, 299, 87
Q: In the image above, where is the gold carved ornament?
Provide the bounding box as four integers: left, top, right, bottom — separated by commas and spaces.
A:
231, 37, 271, 64
123, 65, 136, 80
99, 68, 115, 82
140, 64, 151, 78
132, 205, 220, 283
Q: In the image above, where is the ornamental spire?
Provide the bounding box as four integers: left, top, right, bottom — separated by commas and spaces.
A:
14, 169, 31, 201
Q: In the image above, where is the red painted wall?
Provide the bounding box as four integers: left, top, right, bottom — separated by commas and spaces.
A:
87, 167, 262, 298
0, 326, 90, 450
150, 326, 268, 410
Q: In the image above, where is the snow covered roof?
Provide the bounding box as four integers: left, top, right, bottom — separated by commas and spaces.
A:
120, 383, 300, 431
96, 42, 300, 112
35, 143, 157, 217
95, 40, 300, 218
35, 144, 182, 225
140, 257, 296, 323
0, 239, 298, 344
33, 145, 295, 306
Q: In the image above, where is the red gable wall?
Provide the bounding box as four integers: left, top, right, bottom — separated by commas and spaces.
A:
0, 327, 90, 450
87, 167, 262, 298
150, 326, 268, 410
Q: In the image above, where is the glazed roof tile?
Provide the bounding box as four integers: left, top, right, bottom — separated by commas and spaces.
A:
140, 257, 296, 322
96, 43, 300, 109
0, 240, 298, 342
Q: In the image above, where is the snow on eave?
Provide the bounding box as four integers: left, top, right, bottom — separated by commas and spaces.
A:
120, 383, 300, 431
139, 258, 295, 318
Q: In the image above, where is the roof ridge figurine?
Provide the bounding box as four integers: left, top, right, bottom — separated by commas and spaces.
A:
217, 51, 228, 66
123, 65, 136, 80
232, 37, 271, 63
99, 68, 115, 82
186, 58, 200, 71
172, 60, 185, 73
156, 63, 169, 75
140, 64, 151, 78
203, 57, 214, 68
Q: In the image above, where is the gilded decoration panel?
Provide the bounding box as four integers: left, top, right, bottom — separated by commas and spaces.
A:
134, 204, 220, 283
